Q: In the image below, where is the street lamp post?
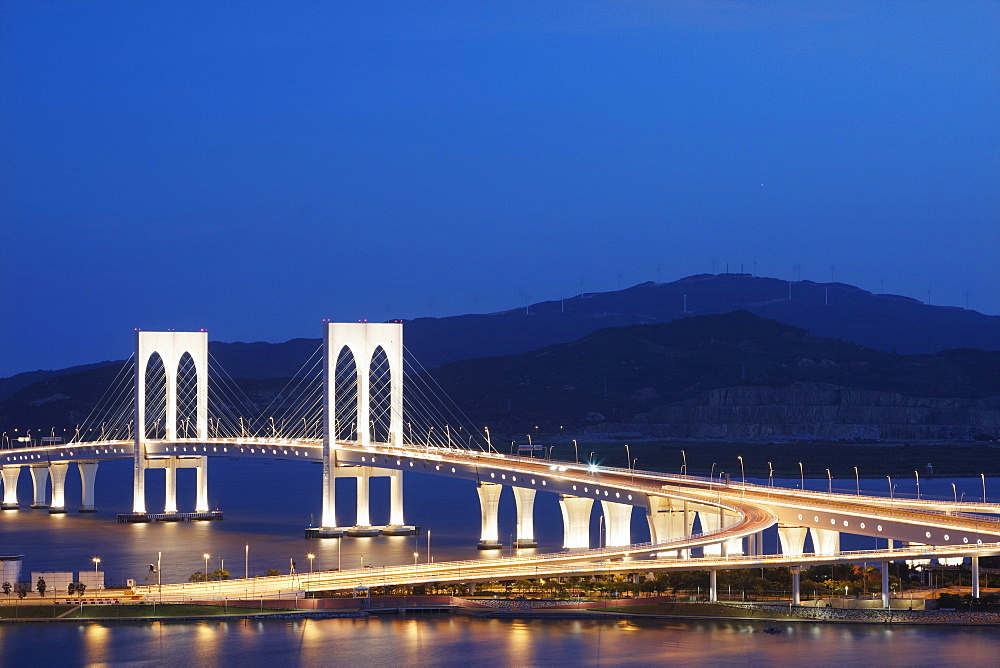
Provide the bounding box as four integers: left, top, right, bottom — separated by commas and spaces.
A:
982, 473, 987, 503
738, 456, 745, 486
826, 469, 832, 494
92, 557, 101, 574
952, 483, 958, 504
914, 471, 920, 500
307, 553, 315, 574
887, 476, 893, 504
203, 553, 210, 583
413, 552, 419, 568
572, 439, 579, 464
245, 544, 249, 579
798, 462, 804, 490
427, 529, 431, 564
710, 462, 716, 481
854, 467, 860, 496
768, 462, 773, 488
681, 449, 687, 477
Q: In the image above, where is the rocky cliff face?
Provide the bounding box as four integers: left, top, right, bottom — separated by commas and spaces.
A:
591, 382, 1000, 441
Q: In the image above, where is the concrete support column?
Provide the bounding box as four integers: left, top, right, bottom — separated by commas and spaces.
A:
477, 482, 503, 549
388, 469, 404, 527
699, 510, 741, 556
559, 494, 594, 549
778, 524, 808, 558
601, 500, 632, 548
791, 566, 801, 605
646, 497, 694, 557
29, 465, 49, 509
810, 528, 840, 556
2, 466, 21, 509
48, 462, 70, 513
356, 467, 371, 527
321, 451, 337, 528
357, 365, 370, 448
972, 555, 981, 599
195, 456, 209, 513
512, 486, 537, 548
881, 562, 890, 609
709, 569, 718, 602
164, 457, 178, 514
700, 509, 722, 556
78, 461, 98, 512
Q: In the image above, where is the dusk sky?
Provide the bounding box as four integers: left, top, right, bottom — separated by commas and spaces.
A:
1, 1, 997, 377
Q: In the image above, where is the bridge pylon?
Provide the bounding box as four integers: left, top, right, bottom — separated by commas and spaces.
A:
133, 331, 209, 514
320, 322, 403, 530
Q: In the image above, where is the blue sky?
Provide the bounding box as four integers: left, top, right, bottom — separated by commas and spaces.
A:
1, 1, 997, 376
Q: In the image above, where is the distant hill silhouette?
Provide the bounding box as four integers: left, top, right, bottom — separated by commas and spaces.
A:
2, 274, 998, 401
3, 311, 998, 441
425, 310, 1000, 436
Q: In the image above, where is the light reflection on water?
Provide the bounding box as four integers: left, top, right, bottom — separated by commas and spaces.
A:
5, 459, 1000, 664
4, 617, 998, 667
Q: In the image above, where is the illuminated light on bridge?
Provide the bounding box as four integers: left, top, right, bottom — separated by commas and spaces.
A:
2, 321, 1000, 608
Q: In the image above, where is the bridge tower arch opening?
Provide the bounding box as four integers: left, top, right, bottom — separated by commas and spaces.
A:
144, 353, 167, 440
133, 331, 208, 514
176, 352, 199, 438
321, 323, 403, 530
369, 346, 392, 444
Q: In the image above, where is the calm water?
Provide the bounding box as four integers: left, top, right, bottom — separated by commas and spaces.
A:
2, 616, 1000, 667
2, 458, 998, 664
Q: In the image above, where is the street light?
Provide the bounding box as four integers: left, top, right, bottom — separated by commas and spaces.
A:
952, 483, 958, 504
203, 553, 210, 582
572, 439, 579, 464
982, 473, 987, 503
307, 553, 315, 574
92, 557, 101, 574
826, 469, 832, 494
625, 444, 631, 472
767, 462, 773, 488
798, 462, 804, 490
413, 552, 419, 567
887, 476, 893, 504
681, 450, 687, 477
854, 467, 860, 496
737, 456, 745, 486
914, 470, 920, 500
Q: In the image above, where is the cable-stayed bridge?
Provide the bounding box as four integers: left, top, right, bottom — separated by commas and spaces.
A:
3, 323, 1000, 606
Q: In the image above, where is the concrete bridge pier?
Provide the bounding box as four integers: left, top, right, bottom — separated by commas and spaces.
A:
972, 555, 981, 599
164, 457, 178, 514
709, 569, 718, 602
477, 482, 503, 549
601, 500, 632, 547
646, 497, 694, 558
791, 566, 801, 605
78, 461, 98, 512
778, 524, 808, 558
2, 465, 21, 509
47, 462, 70, 513
559, 494, 594, 549
810, 528, 840, 556
388, 469, 404, 527
512, 486, 537, 548
355, 467, 372, 527
882, 562, 890, 609
29, 465, 50, 509
700, 510, 743, 556
195, 456, 209, 513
